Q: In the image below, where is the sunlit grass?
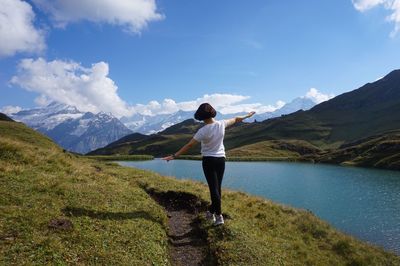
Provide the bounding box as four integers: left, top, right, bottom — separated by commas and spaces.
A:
1, 120, 399, 265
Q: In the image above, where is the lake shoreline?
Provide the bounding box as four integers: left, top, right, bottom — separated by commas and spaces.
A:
167, 154, 400, 172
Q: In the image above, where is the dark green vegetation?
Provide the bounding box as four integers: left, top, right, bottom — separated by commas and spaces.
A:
0, 113, 14, 122
227, 139, 321, 160
88, 119, 202, 157
90, 70, 400, 170
1, 119, 399, 264
317, 130, 400, 170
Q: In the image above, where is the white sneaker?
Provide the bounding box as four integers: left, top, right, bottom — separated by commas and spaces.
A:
206, 211, 216, 223
214, 214, 224, 226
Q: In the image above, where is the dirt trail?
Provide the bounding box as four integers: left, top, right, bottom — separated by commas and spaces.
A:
146, 189, 216, 266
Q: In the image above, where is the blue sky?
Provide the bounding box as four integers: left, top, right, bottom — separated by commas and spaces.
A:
1, 0, 400, 117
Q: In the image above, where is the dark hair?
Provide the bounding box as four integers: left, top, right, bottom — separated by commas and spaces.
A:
194, 103, 216, 121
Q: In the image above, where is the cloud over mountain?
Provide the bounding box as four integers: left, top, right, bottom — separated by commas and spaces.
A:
32, 0, 164, 33
10, 57, 334, 118
305, 88, 335, 104
11, 58, 134, 118
0, 105, 23, 115
0, 0, 45, 57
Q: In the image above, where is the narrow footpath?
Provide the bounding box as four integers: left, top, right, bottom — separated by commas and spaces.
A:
146, 190, 216, 266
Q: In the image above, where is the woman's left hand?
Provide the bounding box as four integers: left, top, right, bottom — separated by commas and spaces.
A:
162, 155, 174, 162
246, 111, 256, 118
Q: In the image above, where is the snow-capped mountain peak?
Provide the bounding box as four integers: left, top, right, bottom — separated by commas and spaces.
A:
10, 102, 132, 154
12, 102, 84, 130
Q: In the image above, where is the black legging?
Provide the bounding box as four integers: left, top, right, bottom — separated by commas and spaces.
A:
202, 156, 225, 215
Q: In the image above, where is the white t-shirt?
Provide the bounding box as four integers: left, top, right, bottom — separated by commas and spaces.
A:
193, 120, 227, 157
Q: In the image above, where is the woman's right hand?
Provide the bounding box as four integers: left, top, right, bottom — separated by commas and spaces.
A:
162, 155, 175, 162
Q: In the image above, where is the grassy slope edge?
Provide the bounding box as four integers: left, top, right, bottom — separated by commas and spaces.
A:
1, 120, 399, 265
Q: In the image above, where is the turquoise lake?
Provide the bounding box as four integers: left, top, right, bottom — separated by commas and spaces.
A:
118, 159, 400, 254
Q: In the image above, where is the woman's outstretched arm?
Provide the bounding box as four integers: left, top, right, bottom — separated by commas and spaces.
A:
225, 111, 256, 127
162, 138, 199, 161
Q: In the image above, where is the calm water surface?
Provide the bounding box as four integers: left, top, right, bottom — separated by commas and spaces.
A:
118, 159, 400, 254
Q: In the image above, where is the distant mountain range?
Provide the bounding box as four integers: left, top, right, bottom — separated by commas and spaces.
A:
10, 102, 132, 154
4, 93, 320, 154
120, 96, 318, 134
249, 96, 317, 122
89, 69, 400, 170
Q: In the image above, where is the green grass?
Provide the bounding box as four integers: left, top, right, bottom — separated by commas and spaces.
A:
227, 139, 320, 158
1, 120, 399, 265
0, 122, 169, 265
317, 131, 400, 170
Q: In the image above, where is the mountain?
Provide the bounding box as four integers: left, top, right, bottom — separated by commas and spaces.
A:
252, 97, 317, 122
271, 97, 316, 116
10, 102, 132, 154
90, 69, 400, 170
88, 119, 203, 156
0, 112, 14, 122
221, 70, 400, 149
121, 110, 195, 134
11, 102, 84, 131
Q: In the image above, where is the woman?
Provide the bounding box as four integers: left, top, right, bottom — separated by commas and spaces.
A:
163, 103, 255, 226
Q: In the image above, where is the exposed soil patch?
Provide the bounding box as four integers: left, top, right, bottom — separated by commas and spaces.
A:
0, 231, 18, 242
48, 218, 73, 231
145, 188, 216, 266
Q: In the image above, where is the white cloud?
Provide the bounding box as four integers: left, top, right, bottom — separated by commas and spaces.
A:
9, 58, 335, 118
178, 94, 250, 111
32, 0, 164, 33
0, 0, 45, 57
219, 101, 285, 114
34, 94, 51, 106
132, 99, 179, 116
131, 94, 286, 116
11, 57, 134, 118
352, 0, 400, 36
10, 57, 274, 117
130, 94, 252, 116
352, 0, 386, 11
304, 88, 335, 104
0, 105, 23, 115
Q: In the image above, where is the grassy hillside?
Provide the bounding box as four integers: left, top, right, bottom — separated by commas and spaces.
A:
227, 139, 321, 159
1, 120, 399, 265
88, 120, 203, 156
0, 121, 169, 265
317, 130, 400, 170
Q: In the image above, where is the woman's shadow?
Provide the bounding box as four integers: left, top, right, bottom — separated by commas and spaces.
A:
62, 206, 163, 225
